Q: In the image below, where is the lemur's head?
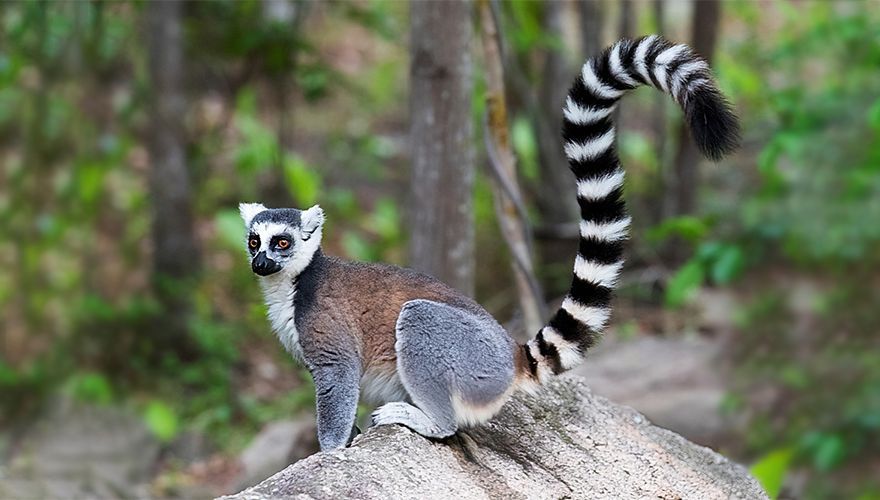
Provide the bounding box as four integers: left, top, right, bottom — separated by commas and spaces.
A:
239, 203, 325, 277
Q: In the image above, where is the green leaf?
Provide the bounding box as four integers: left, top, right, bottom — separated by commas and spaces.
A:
282, 154, 321, 206
812, 433, 846, 471
750, 448, 794, 499
215, 209, 247, 250
665, 260, 705, 308
511, 117, 538, 180
144, 400, 179, 443
66, 373, 114, 405
648, 216, 709, 244
619, 131, 659, 171
710, 245, 746, 285
779, 365, 809, 389
695, 241, 724, 262
341, 231, 375, 262
868, 99, 880, 130
368, 198, 400, 240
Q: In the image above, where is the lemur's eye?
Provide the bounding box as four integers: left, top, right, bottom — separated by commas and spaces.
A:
277, 238, 290, 249
248, 238, 259, 249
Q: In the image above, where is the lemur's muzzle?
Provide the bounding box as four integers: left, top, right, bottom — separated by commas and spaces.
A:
252, 251, 282, 276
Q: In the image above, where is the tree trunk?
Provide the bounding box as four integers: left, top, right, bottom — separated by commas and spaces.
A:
533, 0, 577, 227
579, 0, 604, 61
619, 0, 634, 39
669, 0, 721, 220
663, 0, 722, 264
408, 0, 475, 296
647, 0, 667, 226
146, 0, 199, 358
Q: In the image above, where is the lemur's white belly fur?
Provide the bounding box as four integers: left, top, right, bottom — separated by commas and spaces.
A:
360, 365, 408, 406
260, 276, 303, 361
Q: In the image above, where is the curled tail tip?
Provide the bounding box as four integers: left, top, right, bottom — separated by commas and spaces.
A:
686, 84, 741, 162
580, 33, 742, 162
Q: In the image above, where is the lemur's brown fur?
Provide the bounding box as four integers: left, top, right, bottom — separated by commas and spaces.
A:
296, 254, 506, 376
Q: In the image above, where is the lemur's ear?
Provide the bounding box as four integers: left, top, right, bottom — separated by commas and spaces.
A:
301, 205, 325, 241
239, 203, 267, 227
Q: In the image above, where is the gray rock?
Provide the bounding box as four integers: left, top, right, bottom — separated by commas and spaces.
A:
167, 430, 215, 465
222, 377, 766, 500
575, 336, 734, 447
0, 402, 159, 499
236, 418, 318, 490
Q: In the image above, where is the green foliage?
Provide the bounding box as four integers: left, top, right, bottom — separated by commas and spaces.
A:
65, 372, 114, 405
751, 448, 794, 499
511, 116, 538, 181
341, 197, 402, 263
648, 216, 710, 244
665, 260, 704, 308
503, 1, 563, 54
715, 5, 880, 496
282, 154, 322, 206
722, 1, 880, 265
144, 400, 180, 443
216, 209, 249, 250
653, 219, 747, 307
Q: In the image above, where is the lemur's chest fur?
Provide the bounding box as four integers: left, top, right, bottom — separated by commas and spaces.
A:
259, 275, 303, 361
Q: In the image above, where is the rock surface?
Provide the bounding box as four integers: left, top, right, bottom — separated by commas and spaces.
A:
574, 336, 734, 448
235, 417, 319, 490
223, 377, 767, 500
0, 402, 159, 499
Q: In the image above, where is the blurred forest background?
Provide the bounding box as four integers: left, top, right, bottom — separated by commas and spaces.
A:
1, 1, 879, 498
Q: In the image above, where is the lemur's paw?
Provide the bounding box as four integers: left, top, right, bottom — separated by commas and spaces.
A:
371, 402, 452, 438
371, 402, 417, 427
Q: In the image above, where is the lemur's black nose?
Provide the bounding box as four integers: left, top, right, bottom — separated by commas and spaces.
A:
252, 251, 282, 276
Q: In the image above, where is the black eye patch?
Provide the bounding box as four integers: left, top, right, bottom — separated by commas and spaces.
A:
247, 234, 260, 252
271, 234, 293, 249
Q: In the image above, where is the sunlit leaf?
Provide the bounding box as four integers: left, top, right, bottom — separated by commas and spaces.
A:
66, 373, 114, 405
811, 434, 846, 471
282, 154, 321, 206
665, 260, 704, 308
215, 209, 247, 251
867, 99, 880, 130
144, 400, 179, 443
369, 198, 400, 240
709, 245, 746, 285
511, 116, 538, 180
750, 448, 794, 499
647, 216, 709, 244
341, 231, 374, 262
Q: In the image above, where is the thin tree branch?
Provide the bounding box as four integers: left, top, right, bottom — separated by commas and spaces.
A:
478, 0, 547, 338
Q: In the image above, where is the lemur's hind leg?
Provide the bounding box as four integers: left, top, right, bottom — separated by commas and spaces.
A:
371, 299, 516, 438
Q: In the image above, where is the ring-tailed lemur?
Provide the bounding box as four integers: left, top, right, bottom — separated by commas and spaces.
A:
239, 36, 739, 450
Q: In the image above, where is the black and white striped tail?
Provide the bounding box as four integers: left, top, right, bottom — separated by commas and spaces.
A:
523, 35, 739, 382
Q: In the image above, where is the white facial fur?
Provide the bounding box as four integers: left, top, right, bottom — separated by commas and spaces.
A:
288, 205, 324, 276
239, 202, 267, 227
238, 203, 325, 277
238, 203, 325, 362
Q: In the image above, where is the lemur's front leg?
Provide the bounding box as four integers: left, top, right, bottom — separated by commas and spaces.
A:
311, 356, 361, 450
